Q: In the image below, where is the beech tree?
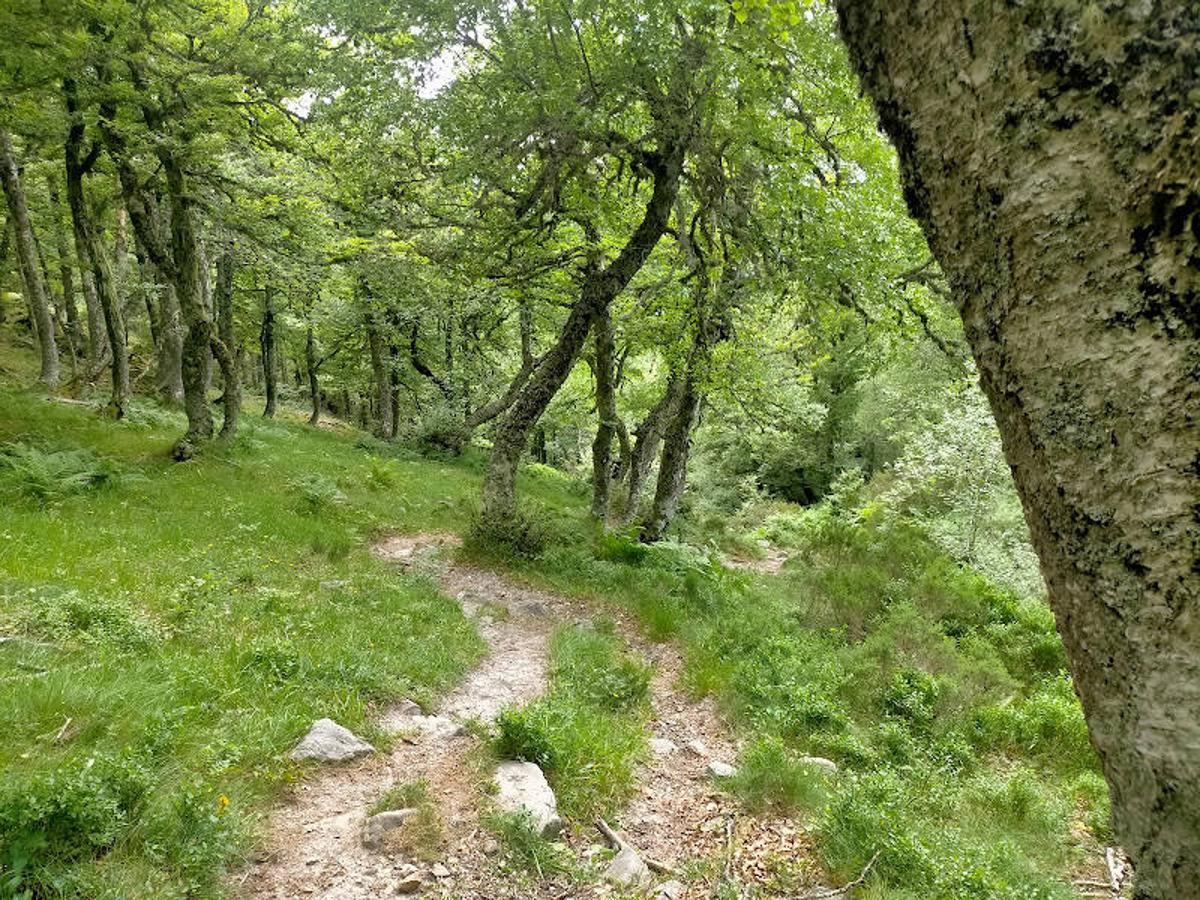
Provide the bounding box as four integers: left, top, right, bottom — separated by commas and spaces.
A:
836, 3, 1200, 896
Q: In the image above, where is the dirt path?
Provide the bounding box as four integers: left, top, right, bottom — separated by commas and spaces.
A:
237, 534, 813, 899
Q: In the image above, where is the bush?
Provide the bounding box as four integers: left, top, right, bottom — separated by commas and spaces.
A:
730, 736, 831, 813
403, 407, 469, 457
594, 528, 649, 566
485, 811, 575, 878
494, 706, 557, 769
0, 442, 117, 504
0, 754, 151, 892
466, 505, 554, 560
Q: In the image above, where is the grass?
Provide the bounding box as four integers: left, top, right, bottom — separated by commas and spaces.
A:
493, 503, 1107, 898
0, 376, 581, 898
368, 778, 429, 815
490, 622, 651, 820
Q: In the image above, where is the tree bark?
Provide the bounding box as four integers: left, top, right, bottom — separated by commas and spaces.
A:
590, 303, 619, 520
305, 324, 319, 426
0, 130, 59, 387
836, 4, 1200, 896
260, 276, 277, 418
482, 139, 687, 521
639, 373, 700, 543
367, 310, 394, 439
63, 97, 128, 416
211, 241, 239, 440
46, 174, 82, 372
618, 369, 684, 526
162, 153, 213, 447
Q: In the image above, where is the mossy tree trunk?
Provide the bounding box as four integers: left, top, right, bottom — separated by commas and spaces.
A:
211, 240, 240, 441
836, 4, 1200, 895
260, 276, 277, 418
0, 129, 59, 388
590, 303, 619, 520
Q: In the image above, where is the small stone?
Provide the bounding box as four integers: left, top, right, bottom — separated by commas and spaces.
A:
290, 718, 375, 763
604, 847, 651, 887
392, 698, 423, 717
482, 839, 500, 856
394, 873, 423, 894
320, 579, 350, 590
655, 880, 686, 900
799, 756, 839, 775
756, 538, 770, 549
305, 856, 321, 866
708, 760, 737, 778
493, 761, 563, 837
649, 738, 679, 756
430, 863, 451, 879
686, 739, 709, 757
362, 809, 416, 850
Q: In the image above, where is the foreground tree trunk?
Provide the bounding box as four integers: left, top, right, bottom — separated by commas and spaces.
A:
617, 371, 684, 526
482, 142, 687, 521
836, 5, 1200, 895
640, 373, 700, 543
0, 130, 59, 387
366, 310, 394, 439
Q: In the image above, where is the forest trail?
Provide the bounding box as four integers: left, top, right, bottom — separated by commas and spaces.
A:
237, 534, 812, 899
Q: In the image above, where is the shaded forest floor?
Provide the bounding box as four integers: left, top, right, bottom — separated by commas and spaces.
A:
0, 350, 1124, 899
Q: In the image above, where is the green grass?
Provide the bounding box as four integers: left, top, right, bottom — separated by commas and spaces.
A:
0, 380, 578, 898
493, 503, 1106, 898
368, 778, 429, 815
490, 622, 650, 820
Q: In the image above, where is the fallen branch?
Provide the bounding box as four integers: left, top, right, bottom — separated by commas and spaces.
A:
803, 851, 881, 898
594, 816, 626, 850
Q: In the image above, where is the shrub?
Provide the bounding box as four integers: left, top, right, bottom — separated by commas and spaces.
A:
549, 625, 650, 712
0, 442, 117, 504
594, 528, 649, 566
485, 810, 575, 878
403, 407, 469, 457
883, 668, 944, 730
466, 505, 554, 560
494, 706, 557, 769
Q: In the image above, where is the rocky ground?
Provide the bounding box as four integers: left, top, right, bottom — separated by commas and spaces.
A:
235, 533, 828, 899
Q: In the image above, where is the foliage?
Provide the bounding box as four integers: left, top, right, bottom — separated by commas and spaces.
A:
0, 443, 118, 504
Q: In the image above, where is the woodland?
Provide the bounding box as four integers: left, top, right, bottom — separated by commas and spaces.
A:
0, 1, 1195, 899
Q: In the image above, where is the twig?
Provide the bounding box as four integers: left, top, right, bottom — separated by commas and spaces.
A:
1106, 847, 1126, 893
804, 851, 881, 898
594, 817, 627, 850
722, 816, 735, 881
53, 716, 74, 743
645, 856, 680, 878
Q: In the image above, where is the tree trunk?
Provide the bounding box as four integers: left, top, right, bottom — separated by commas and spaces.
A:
617, 370, 684, 526
0, 130, 58, 387
590, 303, 619, 520
640, 373, 700, 543
367, 311, 394, 439
836, 5, 1200, 896
211, 241, 239, 440
63, 110, 128, 416
260, 277, 277, 418
305, 324, 319, 426
482, 140, 686, 521
46, 174, 82, 372
162, 154, 212, 448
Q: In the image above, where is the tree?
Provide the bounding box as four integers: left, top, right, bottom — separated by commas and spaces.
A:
0, 130, 59, 386
835, 3, 1200, 896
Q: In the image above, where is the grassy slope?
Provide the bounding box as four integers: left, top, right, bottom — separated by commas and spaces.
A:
0, 341, 1109, 899
0, 379, 579, 898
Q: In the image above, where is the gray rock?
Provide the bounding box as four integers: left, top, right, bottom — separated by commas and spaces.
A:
655, 880, 686, 900
290, 718, 375, 762
800, 755, 839, 775
649, 737, 679, 756
493, 761, 563, 837
605, 846, 651, 887
430, 863, 451, 879
362, 809, 416, 850
686, 739, 709, 757
708, 759, 737, 778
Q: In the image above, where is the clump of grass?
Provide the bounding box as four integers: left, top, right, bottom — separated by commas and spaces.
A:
491, 625, 649, 817
465, 503, 555, 560
290, 473, 346, 513
484, 810, 575, 878
8, 585, 160, 649
729, 736, 831, 814
369, 778, 429, 815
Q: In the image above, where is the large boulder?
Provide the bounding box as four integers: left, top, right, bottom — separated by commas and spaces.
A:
289, 718, 375, 763
493, 761, 563, 837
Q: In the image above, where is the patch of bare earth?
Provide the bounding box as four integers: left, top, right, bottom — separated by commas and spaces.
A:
237, 532, 815, 899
